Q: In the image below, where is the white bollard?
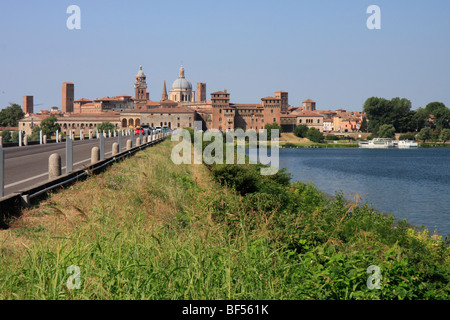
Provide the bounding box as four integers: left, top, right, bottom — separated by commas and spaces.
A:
112, 143, 119, 156
91, 147, 100, 164
48, 153, 61, 180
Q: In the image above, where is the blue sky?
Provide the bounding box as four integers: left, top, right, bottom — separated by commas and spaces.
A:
1, 0, 449, 112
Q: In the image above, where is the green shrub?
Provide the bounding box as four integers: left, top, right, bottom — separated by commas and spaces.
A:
325, 135, 340, 141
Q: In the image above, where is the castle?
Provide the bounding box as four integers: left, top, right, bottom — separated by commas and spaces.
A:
18, 64, 362, 136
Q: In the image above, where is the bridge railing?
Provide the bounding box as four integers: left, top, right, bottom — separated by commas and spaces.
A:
0, 128, 171, 203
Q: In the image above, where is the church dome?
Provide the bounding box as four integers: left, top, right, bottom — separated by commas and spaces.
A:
172, 78, 192, 90
171, 63, 192, 90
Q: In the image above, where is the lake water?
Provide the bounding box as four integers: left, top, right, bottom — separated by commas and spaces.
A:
269, 148, 450, 236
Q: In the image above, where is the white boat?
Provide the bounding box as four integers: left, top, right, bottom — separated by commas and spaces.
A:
395, 140, 418, 148
359, 138, 395, 149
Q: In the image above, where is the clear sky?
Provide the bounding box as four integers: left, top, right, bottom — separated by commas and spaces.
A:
1, 0, 449, 112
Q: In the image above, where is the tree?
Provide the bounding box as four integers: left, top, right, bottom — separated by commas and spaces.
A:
440, 128, 450, 143
0, 103, 25, 127
376, 124, 396, 139
398, 133, 416, 141
30, 125, 41, 141
293, 124, 308, 138
417, 127, 432, 142
363, 97, 414, 134
264, 123, 282, 141
360, 117, 368, 132
431, 128, 441, 141
1, 129, 12, 143
363, 97, 391, 134
97, 121, 116, 134
40, 116, 61, 137
11, 130, 20, 143
306, 127, 324, 143
425, 102, 450, 130
411, 107, 429, 132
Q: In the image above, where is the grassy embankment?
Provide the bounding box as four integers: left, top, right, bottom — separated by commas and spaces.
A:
0, 139, 448, 300
280, 133, 358, 148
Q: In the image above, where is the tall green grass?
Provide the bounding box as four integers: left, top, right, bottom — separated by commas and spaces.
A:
0, 139, 448, 300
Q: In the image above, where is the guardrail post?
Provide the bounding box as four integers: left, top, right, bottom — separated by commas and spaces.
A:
0, 136, 3, 148
100, 134, 105, 160
112, 143, 119, 156
49, 153, 62, 180
40, 130, 43, 144
66, 136, 73, 174
108, 130, 111, 138
118, 132, 122, 153
89, 130, 92, 140
96, 130, 99, 139
136, 137, 141, 147
19, 130, 22, 147
43, 135, 47, 144
23, 135, 28, 146
91, 147, 99, 164
0, 146, 4, 197
126, 139, 132, 150
56, 130, 59, 143
80, 130, 84, 140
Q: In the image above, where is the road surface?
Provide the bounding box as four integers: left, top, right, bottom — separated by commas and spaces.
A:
2, 135, 143, 197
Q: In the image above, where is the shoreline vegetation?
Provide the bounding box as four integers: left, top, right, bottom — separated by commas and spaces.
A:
0, 137, 448, 300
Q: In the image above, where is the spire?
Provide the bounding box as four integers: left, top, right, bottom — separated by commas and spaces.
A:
161, 80, 168, 101
179, 62, 185, 78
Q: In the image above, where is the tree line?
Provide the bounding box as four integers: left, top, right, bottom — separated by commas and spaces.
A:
363, 97, 450, 141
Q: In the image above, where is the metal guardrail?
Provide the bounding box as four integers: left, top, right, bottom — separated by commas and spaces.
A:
0, 131, 170, 228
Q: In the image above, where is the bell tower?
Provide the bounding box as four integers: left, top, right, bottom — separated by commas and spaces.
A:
134, 65, 148, 109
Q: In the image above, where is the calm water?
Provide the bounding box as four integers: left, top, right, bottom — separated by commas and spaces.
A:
268, 148, 450, 235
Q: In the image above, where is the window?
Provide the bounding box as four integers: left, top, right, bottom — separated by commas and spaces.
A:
273, 118, 276, 123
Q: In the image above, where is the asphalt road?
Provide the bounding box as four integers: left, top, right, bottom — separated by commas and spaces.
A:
2, 134, 144, 197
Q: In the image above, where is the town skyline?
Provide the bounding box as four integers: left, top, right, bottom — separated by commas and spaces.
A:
1, 0, 449, 112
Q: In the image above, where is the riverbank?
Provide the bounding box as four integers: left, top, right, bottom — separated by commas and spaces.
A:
0, 140, 448, 299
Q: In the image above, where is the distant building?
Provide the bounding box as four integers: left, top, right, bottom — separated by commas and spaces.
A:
19, 63, 369, 137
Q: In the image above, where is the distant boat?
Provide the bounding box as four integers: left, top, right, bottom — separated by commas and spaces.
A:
359, 138, 395, 149
395, 140, 418, 148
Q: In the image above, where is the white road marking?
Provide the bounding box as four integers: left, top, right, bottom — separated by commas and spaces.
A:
4, 147, 124, 189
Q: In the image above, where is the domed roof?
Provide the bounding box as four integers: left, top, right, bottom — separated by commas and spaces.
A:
171, 63, 192, 90
136, 65, 145, 78
172, 78, 192, 90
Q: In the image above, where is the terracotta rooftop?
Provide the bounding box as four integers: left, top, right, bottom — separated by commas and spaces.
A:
296, 111, 324, 117
261, 96, 281, 100
211, 91, 229, 95
139, 107, 195, 114
303, 99, 315, 103
74, 98, 92, 103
